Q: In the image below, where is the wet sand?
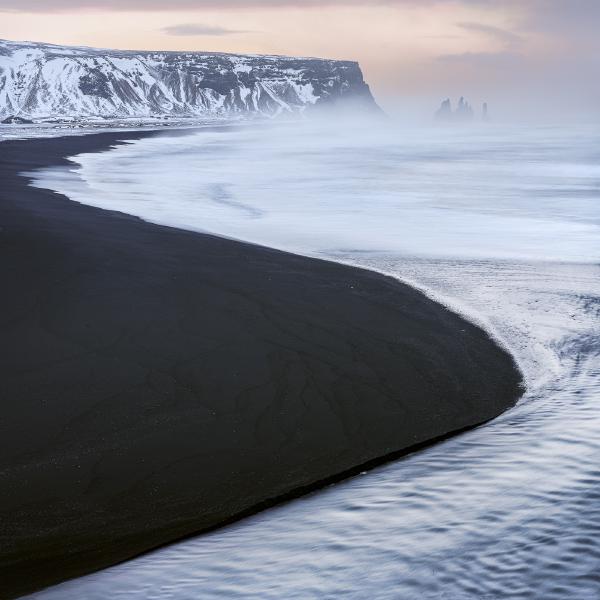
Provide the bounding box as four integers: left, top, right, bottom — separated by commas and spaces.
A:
0, 131, 522, 598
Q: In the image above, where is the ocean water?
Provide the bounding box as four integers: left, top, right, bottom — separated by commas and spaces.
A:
28, 121, 600, 599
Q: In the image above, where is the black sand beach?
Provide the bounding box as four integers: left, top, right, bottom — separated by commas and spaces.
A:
0, 131, 522, 599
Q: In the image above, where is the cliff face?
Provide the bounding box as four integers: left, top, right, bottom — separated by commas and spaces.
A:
0, 39, 379, 120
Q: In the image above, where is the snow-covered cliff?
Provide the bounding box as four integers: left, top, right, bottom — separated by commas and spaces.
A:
0, 39, 379, 120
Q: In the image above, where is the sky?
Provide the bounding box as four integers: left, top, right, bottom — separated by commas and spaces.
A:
0, 1, 598, 120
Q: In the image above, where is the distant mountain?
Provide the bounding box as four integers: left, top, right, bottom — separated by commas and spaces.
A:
0, 39, 379, 121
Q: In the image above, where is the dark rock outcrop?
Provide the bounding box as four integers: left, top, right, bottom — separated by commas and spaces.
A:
1, 115, 34, 124
435, 97, 490, 123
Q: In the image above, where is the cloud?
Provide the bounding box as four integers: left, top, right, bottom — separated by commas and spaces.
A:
521, 0, 600, 34
0, 0, 596, 14
0, 0, 482, 13
457, 22, 523, 47
162, 23, 247, 36
1, 0, 596, 27
437, 50, 522, 67
437, 51, 527, 75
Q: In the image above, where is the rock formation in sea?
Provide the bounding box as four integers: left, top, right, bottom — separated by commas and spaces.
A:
455, 97, 474, 121
435, 97, 475, 122
482, 102, 490, 122
435, 98, 453, 121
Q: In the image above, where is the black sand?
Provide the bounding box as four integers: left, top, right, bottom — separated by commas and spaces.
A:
0, 131, 522, 599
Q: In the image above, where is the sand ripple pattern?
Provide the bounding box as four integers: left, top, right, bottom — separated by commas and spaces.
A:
30, 258, 600, 600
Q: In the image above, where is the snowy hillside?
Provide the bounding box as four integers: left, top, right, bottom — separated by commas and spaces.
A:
0, 39, 379, 120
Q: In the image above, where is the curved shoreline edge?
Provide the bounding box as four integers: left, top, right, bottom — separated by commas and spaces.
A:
0, 131, 522, 599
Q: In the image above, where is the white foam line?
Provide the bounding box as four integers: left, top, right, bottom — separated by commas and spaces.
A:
339, 258, 527, 383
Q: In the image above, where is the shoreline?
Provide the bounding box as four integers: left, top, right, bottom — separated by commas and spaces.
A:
0, 131, 522, 599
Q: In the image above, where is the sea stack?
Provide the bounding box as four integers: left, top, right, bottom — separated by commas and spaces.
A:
435, 97, 474, 122
455, 97, 474, 121
482, 102, 490, 122
435, 98, 453, 121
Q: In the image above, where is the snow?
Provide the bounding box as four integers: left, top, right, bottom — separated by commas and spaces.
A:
0, 38, 372, 120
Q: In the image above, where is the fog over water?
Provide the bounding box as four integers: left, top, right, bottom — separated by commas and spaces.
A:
32, 120, 600, 264
29, 120, 600, 599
